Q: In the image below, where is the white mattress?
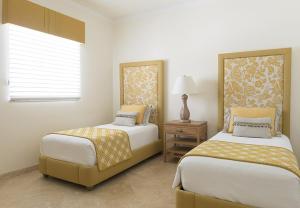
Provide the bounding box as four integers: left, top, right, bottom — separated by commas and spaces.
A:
40, 123, 158, 166
173, 132, 300, 208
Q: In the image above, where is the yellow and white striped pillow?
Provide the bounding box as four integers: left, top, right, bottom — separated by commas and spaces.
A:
121, 105, 146, 124
228, 107, 276, 135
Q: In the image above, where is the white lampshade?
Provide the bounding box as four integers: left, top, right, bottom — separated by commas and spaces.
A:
172, 75, 197, 95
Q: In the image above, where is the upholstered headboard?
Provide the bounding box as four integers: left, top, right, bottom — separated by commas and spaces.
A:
120, 60, 164, 131
218, 48, 291, 136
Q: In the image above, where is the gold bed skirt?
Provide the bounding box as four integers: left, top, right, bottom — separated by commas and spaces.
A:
176, 186, 253, 208
39, 139, 162, 188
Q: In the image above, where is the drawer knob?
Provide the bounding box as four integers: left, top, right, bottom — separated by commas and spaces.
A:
176, 129, 183, 132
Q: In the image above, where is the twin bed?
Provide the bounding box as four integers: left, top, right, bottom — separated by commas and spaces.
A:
39, 60, 164, 189
41, 123, 159, 167
174, 48, 300, 208
174, 132, 300, 208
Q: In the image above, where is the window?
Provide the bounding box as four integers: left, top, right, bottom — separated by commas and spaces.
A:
7, 24, 81, 101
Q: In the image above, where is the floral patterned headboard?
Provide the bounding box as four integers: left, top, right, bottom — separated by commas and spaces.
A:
218, 48, 291, 136
120, 60, 164, 126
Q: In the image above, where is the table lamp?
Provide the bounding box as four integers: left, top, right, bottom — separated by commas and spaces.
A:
172, 75, 197, 123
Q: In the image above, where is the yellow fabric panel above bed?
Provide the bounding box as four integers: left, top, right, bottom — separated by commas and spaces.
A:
120, 60, 164, 125
228, 107, 276, 134
222, 54, 285, 133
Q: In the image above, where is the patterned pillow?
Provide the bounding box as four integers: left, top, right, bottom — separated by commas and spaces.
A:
274, 108, 282, 137
113, 112, 137, 127
228, 107, 276, 135
141, 105, 153, 125
120, 105, 146, 124
222, 109, 231, 132
232, 117, 272, 138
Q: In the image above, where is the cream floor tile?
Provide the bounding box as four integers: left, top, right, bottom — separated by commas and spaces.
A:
0, 155, 177, 208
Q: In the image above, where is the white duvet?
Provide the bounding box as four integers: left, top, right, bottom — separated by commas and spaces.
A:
40, 123, 158, 166
173, 132, 300, 208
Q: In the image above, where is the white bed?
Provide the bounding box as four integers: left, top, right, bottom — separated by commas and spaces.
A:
40, 123, 158, 166
173, 132, 300, 208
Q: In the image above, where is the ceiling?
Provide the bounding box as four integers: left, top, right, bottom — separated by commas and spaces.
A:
72, 0, 185, 19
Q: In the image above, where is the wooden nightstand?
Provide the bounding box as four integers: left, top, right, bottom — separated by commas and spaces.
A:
163, 120, 207, 162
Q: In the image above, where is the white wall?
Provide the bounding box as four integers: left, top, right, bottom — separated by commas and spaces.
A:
113, 0, 300, 160
0, 0, 113, 175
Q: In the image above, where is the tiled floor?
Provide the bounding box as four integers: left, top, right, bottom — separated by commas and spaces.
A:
0, 155, 177, 208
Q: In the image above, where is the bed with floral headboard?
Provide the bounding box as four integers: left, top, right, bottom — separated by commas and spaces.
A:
39, 60, 164, 189
175, 48, 296, 208
218, 48, 291, 136
120, 60, 164, 137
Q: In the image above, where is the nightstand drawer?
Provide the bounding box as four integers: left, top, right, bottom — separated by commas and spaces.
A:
165, 126, 198, 136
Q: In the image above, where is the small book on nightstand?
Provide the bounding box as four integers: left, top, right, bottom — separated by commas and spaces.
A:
163, 120, 207, 162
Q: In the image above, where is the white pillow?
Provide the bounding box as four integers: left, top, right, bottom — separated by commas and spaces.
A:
113, 111, 137, 127
232, 117, 272, 138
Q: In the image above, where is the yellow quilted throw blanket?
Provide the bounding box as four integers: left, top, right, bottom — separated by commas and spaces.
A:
54, 127, 133, 171
182, 140, 300, 178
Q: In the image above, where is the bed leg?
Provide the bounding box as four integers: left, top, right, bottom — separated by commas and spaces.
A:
86, 186, 94, 191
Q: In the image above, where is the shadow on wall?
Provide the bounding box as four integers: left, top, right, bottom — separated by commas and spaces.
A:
163, 59, 169, 122
290, 47, 300, 160
0, 24, 9, 102
189, 78, 218, 138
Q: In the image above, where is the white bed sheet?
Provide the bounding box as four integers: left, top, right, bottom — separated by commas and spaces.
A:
173, 132, 300, 208
40, 123, 158, 166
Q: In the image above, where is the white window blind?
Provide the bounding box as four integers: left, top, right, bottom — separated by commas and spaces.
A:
7, 24, 81, 101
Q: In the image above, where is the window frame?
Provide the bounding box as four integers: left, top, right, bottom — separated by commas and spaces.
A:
6, 24, 82, 102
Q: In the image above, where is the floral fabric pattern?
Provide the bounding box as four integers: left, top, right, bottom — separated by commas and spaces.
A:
123, 66, 158, 123
224, 55, 284, 132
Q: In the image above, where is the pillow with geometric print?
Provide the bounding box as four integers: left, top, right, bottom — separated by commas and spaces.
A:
232, 116, 272, 138
228, 107, 276, 136
121, 105, 146, 124
113, 111, 138, 127
141, 105, 154, 125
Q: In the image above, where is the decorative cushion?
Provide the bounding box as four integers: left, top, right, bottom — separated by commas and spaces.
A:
112, 112, 137, 126
222, 109, 231, 132
275, 108, 282, 136
232, 117, 272, 138
141, 105, 153, 125
120, 105, 146, 124
228, 107, 276, 135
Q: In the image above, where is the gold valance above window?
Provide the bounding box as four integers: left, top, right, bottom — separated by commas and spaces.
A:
2, 0, 85, 43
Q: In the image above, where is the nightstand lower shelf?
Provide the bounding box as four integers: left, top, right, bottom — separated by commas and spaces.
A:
163, 120, 208, 162
167, 137, 198, 147
171, 152, 187, 159
167, 146, 192, 155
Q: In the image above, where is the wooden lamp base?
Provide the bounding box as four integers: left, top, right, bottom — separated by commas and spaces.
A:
180, 94, 191, 123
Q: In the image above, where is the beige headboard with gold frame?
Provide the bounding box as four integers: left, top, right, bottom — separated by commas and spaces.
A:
120, 60, 164, 137
218, 48, 291, 136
